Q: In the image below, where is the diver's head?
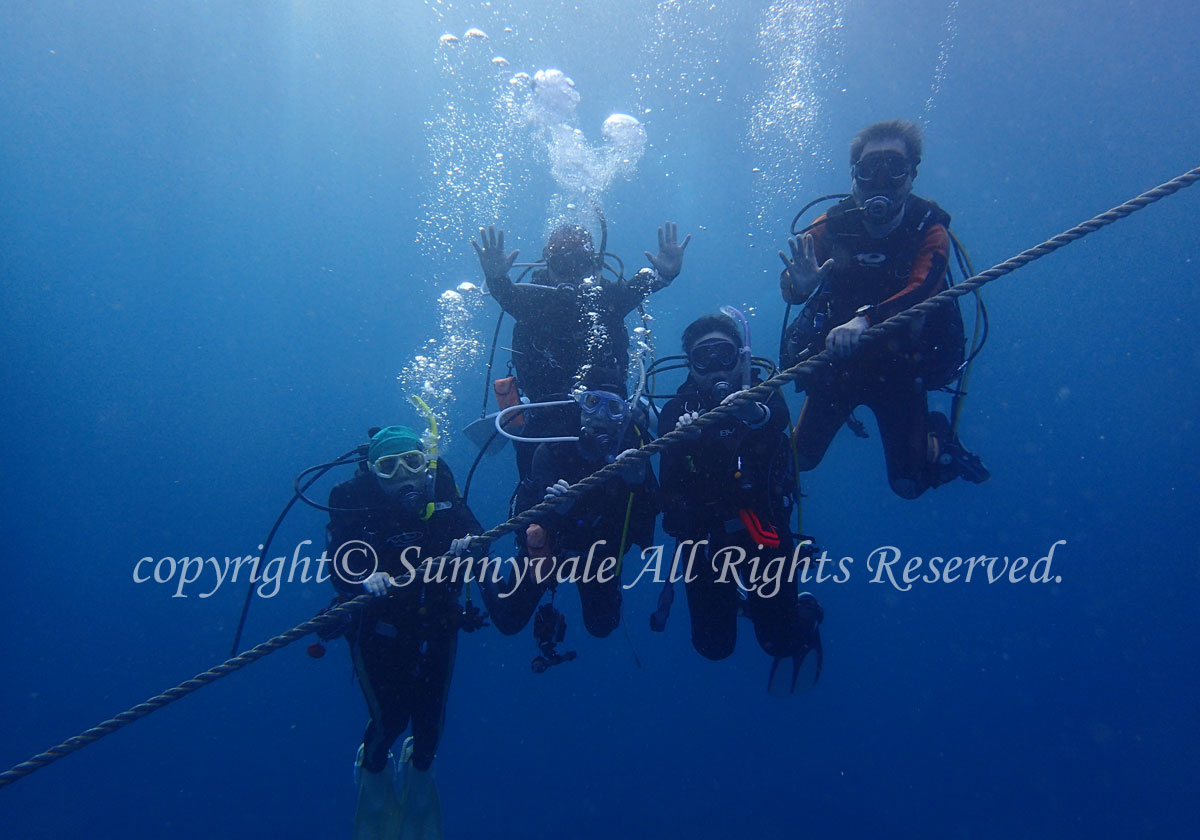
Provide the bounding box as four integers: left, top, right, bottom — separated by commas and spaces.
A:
368, 425, 431, 517
542, 224, 596, 285
849, 120, 921, 229
682, 313, 743, 400
573, 367, 629, 461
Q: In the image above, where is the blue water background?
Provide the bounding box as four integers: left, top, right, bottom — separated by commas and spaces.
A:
2, 1, 1198, 837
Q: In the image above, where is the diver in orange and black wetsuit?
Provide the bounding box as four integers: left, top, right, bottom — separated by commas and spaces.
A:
779, 119, 988, 499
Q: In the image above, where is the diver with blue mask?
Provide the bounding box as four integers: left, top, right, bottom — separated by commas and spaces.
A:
324, 404, 482, 840
574, 387, 633, 463
658, 312, 823, 694
474, 367, 659, 662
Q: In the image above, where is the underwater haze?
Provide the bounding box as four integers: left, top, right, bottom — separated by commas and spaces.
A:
2, 0, 1198, 837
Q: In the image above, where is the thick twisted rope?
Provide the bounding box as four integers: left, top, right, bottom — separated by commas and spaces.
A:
0, 595, 372, 788
469, 164, 1200, 544
3, 164, 1196, 790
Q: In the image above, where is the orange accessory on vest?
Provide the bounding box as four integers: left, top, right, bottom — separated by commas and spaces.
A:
494, 376, 525, 429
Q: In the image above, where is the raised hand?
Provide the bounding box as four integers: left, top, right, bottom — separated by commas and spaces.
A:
472, 225, 519, 282
645, 221, 691, 283
778, 233, 833, 303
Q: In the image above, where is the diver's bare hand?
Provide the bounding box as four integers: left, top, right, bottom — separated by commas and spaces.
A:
778, 233, 832, 303
472, 225, 519, 282
674, 410, 703, 438
525, 524, 555, 581
826, 315, 869, 358
543, 478, 573, 513
645, 221, 691, 283
363, 571, 394, 597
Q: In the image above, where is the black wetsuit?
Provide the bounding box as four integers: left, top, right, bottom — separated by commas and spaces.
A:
487, 267, 668, 479
659, 376, 803, 661
781, 195, 965, 499
481, 431, 659, 638
326, 461, 480, 773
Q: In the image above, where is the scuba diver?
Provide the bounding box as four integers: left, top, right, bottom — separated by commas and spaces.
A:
325, 415, 482, 840
658, 311, 823, 694
778, 119, 989, 499
466, 366, 659, 670
472, 220, 689, 482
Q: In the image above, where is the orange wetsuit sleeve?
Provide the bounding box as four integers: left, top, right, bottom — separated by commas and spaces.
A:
867, 224, 949, 324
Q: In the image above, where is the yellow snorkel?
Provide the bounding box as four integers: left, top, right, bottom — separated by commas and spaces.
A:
409, 394, 440, 521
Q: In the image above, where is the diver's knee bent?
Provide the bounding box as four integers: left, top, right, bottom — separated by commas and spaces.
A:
691, 630, 735, 661
582, 612, 619, 638
792, 448, 824, 472
889, 476, 926, 500
410, 744, 436, 773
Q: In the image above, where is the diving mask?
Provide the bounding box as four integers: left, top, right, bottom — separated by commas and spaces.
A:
371, 450, 428, 480
576, 389, 630, 422
688, 338, 739, 373
853, 151, 912, 184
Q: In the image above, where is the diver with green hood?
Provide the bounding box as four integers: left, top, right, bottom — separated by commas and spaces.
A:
324, 403, 482, 840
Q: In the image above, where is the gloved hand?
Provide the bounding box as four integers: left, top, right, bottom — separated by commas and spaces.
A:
674, 410, 703, 438
472, 225, 519, 282
614, 448, 646, 484
778, 233, 833, 303
721, 390, 769, 425
644, 221, 691, 283
450, 535, 480, 557
363, 571, 393, 597
826, 315, 869, 358
543, 478, 573, 513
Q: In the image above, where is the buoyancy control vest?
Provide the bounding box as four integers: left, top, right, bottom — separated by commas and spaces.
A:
782, 195, 965, 389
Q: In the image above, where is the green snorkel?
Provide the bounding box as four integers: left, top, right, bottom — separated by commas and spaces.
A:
409, 394, 439, 521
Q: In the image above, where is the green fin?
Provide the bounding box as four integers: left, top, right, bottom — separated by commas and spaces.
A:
395, 737, 445, 840
353, 746, 404, 840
